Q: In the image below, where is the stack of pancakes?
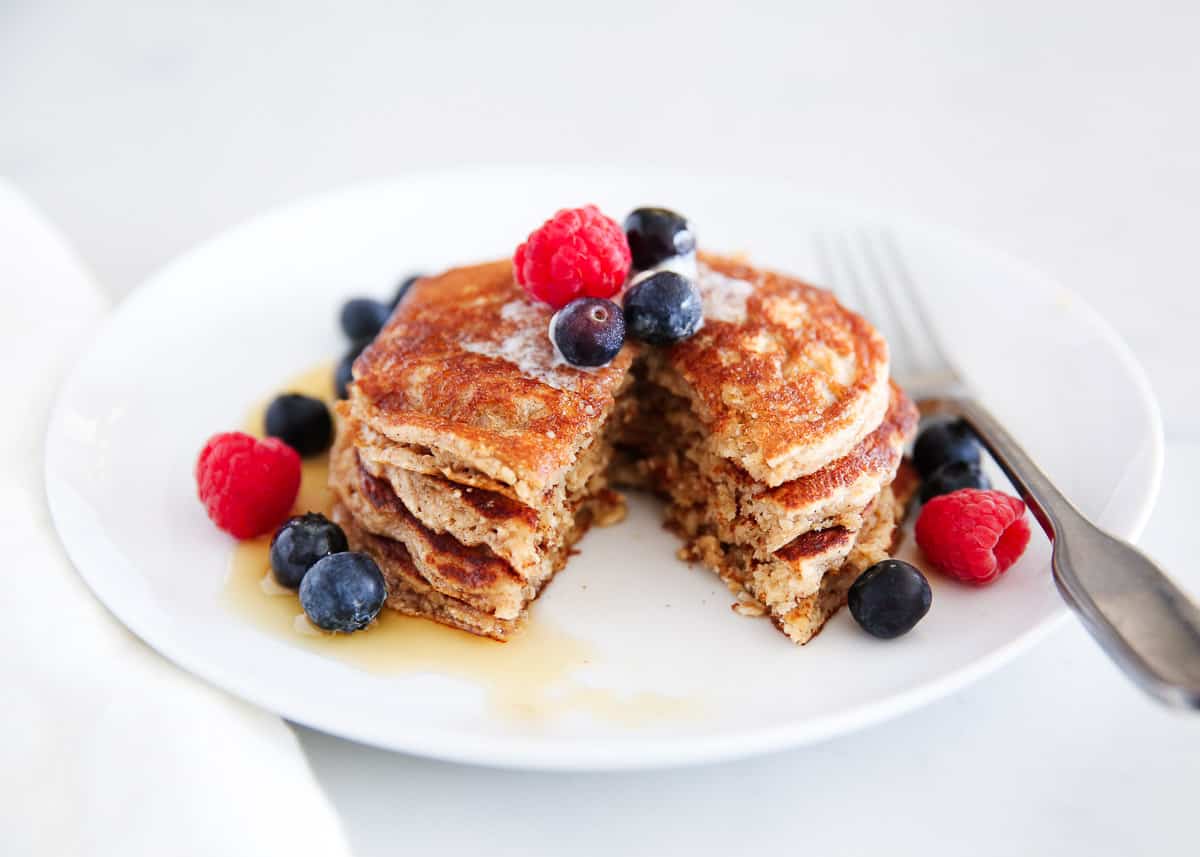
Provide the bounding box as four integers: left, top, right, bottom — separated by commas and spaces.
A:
332, 260, 634, 640
617, 255, 919, 643
331, 254, 917, 644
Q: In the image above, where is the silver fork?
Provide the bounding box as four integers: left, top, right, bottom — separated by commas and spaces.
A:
815, 229, 1200, 709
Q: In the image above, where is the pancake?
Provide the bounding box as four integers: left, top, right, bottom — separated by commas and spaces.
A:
772, 487, 903, 644
736, 384, 916, 549
348, 260, 637, 507
357, 429, 613, 577
645, 254, 892, 487
331, 430, 624, 621
680, 485, 907, 644
615, 378, 917, 557
331, 432, 526, 619
332, 505, 521, 641
333, 497, 621, 642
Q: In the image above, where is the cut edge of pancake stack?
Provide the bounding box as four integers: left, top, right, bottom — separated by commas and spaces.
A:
330, 259, 635, 641
614, 254, 919, 644
330, 252, 918, 646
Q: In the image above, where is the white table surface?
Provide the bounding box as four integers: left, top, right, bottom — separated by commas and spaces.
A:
5, 1, 1198, 854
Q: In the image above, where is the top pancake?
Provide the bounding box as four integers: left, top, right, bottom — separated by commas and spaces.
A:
349, 260, 637, 504
350, 253, 889, 498
648, 254, 891, 487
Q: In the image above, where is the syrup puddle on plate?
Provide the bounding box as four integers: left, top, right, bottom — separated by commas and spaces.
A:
222, 361, 697, 725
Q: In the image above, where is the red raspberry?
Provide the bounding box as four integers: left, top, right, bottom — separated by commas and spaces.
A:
915, 489, 1031, 585
195, 432, 301, 539
513, 205, 631, 308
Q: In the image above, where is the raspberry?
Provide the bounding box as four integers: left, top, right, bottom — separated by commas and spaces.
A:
513, 205, 631, 308
195, 432, 301, 539
914, 488, 1031, 585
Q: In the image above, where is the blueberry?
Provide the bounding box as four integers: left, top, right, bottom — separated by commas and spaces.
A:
335, 353, 354, 400
624, 207, 696, 271
848, 559, 932, 639
550, 298, 625, 367
390, 273, 423, 309
299, 551, 387, 632
335, 339, 369, 400
339, 298, 390, 342
920, 460, 991, 504
264, 393, 333, 457
623, 271, 703, 346
269, 513, 349, 589
913, 418, 982, 479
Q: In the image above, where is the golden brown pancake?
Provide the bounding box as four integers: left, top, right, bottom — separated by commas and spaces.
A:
680, 484, 913, 644
617, 380, 918, 557
648, 253, 892, 487
330, 430, 623, 637
330, 252, 912, 644
349, 260, 637, 507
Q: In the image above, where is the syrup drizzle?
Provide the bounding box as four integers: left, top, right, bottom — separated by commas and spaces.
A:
223, 362, 697, 724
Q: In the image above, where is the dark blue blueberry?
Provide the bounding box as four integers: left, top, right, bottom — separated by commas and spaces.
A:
920, 460, 991, 504
848, 559, 932, 639
299, 551, 387, 633
335, 339, 369, 400
339, 298, 391, 342
264, 393, 333, 457
913, 418, 982, 479
390, 273, 424, 309
623, 271, 703, 346
269, 513, 349, 589
551, 298, 625, 367
624, 207, 695, 271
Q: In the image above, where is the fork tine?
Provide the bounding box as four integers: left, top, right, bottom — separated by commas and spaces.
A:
820, 226, 964, 396
811, 231, 836, 293
832, 231, 885, 321
876, 229, 957, 376
856, 228, 927, 374
821, 231, 908, 373
812, 232, 861, 312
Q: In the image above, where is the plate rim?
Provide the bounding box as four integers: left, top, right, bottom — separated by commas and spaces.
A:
44, 165, 1164, 770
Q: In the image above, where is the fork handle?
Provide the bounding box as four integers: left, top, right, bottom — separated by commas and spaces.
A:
924, 396, 1200, 708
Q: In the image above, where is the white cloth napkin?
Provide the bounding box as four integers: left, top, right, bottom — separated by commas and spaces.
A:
0, 181, 351, 857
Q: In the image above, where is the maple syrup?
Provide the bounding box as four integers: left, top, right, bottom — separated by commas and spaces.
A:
222, 362, 695, 724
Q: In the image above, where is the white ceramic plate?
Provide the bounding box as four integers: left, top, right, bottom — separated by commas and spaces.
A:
45, 167, 1162, 770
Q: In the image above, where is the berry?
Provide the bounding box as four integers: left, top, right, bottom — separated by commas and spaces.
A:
624, 207, 696, 271
195, 432, 301, 539
513, 205, 631, 308
920, 460, 990, 504
848, 559, 932, 639
335, 353, 354, 400
339, 298, 390, 342
390, 273, 423, 309
915, 489, 1032, 585
914, 419, 982, 479
623, 270, 703, 345
550, 297, 625, 367
269, 513, 349, 589
335, 339, 369, 400
299, 552, 387, 632
264, 393, 333, 457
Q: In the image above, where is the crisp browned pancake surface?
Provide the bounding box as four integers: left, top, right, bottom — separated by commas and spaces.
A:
650, 253, 892, 486
331, 252, 913, 645
349, 260, 636, 504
